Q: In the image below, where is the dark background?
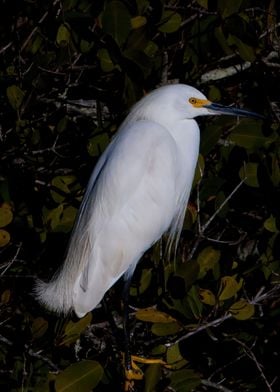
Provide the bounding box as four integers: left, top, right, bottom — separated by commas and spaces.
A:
0, 0, 279, 391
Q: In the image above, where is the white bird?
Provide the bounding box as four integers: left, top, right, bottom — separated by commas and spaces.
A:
35, 84, 263, 318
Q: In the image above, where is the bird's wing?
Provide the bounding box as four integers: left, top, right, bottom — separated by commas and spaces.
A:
70, 120, 179, 315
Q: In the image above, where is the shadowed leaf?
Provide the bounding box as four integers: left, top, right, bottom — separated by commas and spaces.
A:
6, 85, 24, 110
55, 360, 103, 392
102, 1, 131, 46
158, 11, 182, 33
218, 276, 242, 301
230, 299, 255, 320
136, 308, 177, 323
0, 229, 10, 247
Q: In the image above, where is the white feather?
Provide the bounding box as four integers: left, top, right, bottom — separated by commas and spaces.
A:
35, 84, 202, 316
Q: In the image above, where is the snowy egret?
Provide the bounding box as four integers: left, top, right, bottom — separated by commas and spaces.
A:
35, 84, 263, 317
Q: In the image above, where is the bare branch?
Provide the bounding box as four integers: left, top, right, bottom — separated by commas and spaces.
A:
201, 379, 233, 392
20, 0, 60, 52
165, 314, 232, 347
26, 346, 59, 371
200, 62, 252, 84
0, 41, 13, 55
0, 242, 22, 276
250, 285, 280, 305
259, 22, 280, 39
203, 179, 246, 234
232, 338, 275, 392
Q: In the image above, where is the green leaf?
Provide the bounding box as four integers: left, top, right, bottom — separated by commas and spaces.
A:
0, 229, 10, 247
87, 133, 110, 157
130, 268, 152, 295
102, 1, 131, 46
228, 120, 275, 151
144, 41, 159, 57
131, 15, 147, 29
264, 215, 279, 233
183, 45, 196, 65
270, 152, 280, 186
136, 308, 177, 323
218, 0, 243, 18
230, 299, 255, 320
31, 317, 48, 339
46, 205, 63, 230
169, 369, 201, 392
184, 204, 198, 229
208, 85, 221, 102
166, 343, 184, 365
80, 39, 93, 53
30, 34, 43, 54
6, 85, 25, 110
57, 205, 77, 233
158, 11, 182, 33
0, 180, 11, 202
214, 26, 232, 55
0, 205, 13, 227
199, 288, 216, 305
176, 259, 200, 290
124, 49, 152, 77
46, 204, 77, 233
227, 34, 255, 62
60, 313, 92, 346
51, 175, 77, 203
97, 49, 115, 72
218, 276, 242, 301
239, 162, 259, 188
144, 364, 161, 392
195, 0, 208, 9
200, 117, 230, 156
186, 286, 203, 319
151, 344, 166, 356
199, 175, 225, 201
197, 246, 221, 278
1, 289, 11, 304
215, 191, 229, 218
57, 116, 68, 133
151, 322, 182, 336
55, 360, 103, 392
193, 154, 205, 186
56, 24, 71, 47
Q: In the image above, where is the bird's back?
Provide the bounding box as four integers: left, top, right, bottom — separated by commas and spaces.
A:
36, 120, 182, 316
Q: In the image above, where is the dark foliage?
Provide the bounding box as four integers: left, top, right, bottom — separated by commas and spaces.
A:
0, 0, 279, 391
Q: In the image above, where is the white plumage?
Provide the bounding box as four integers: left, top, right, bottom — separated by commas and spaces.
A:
35, 84, 263, 317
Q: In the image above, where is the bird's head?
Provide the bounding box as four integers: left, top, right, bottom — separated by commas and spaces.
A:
125, 84, 264, 130
170, 84, 264, 120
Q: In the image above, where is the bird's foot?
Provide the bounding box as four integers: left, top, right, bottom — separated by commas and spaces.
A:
124, 354, 172, 391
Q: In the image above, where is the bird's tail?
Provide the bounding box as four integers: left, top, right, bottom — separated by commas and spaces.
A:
34, 176, 99, 315
34, 271, 74, 315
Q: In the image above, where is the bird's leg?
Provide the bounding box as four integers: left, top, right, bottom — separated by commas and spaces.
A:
122, 276, 173, 391
122, 276, 144, 391
123, 276, 133, 372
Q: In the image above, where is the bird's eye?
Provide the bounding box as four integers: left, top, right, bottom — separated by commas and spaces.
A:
189, 98, 197, 105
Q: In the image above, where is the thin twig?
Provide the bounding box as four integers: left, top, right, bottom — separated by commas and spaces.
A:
259, 22, 280, 39
0, 243, 22, 276
232, 338, 274, 392
0, 334, 13, 345
250, 285, 280, 305
201, 178, 246, 233
21, 0, 60, 52
188, 176, 247, 261
0, 41, 13, 55
165, 314, 232, 347
26, 347, 59, 371
201, 379, 233, 392
209, 351, 247, 381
